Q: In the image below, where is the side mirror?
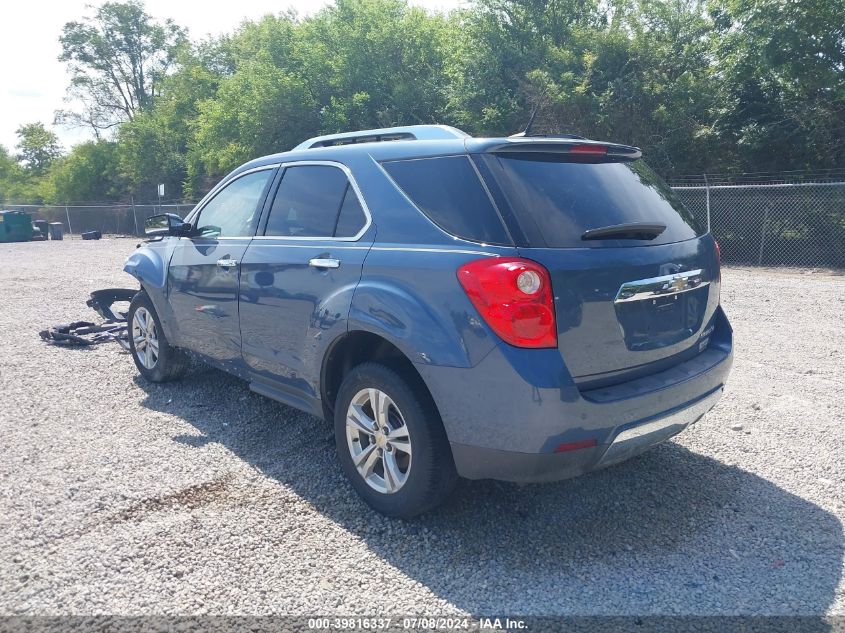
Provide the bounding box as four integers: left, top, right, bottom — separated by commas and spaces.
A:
144, 213, 191, 237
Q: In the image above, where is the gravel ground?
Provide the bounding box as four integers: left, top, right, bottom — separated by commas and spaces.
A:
0, 238, 843, 617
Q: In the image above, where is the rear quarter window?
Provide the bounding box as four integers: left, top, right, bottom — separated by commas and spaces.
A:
382, 155, 512, 245
480, 154, 702, 248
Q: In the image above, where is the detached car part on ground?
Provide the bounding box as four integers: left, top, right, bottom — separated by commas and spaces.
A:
40, 289, 136, 347
123, 125, 733, 518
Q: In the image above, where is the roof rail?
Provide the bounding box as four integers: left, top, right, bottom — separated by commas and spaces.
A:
293, 125, 470, 150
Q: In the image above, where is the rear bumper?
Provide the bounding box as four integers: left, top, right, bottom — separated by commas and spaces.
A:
449, 387, 723, 482
417, 306, 733, 483
595, 386, 722, 469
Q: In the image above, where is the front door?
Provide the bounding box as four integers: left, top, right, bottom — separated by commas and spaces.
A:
239, 162, 374, 399
167, 167, 275, 368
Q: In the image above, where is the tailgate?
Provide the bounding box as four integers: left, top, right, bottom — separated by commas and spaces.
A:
522, 235, 721, 379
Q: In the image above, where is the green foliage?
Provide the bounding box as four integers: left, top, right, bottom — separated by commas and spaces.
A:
2, 123, 62, 203
117, 51, 221, 199
709, 0, 845, 170
452, 0, 724, 175
181, 0, 457, 188
188, 60, 317, 186
0, 145, 31, 203
0, 146, 22, 185
300, 0, 456, 131
14, 0, 842, 202
44, 141, 124, 203
15, 123, 63, 175
57, 0, 187, 132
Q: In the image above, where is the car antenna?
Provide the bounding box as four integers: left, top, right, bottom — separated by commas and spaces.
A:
509, 104, 539, 138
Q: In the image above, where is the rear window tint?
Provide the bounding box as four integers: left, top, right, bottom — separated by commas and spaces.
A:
334, 185, 367, 237
265, 165, 348, 238
482, 154, 702, 248
382, 156, 511, 245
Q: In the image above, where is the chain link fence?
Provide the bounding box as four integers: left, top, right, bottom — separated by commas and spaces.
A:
5, 172, 845, 268
670, 174, 845, 268
1, 202, 197, 238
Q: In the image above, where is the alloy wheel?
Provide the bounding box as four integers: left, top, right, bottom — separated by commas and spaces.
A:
132, 306, 159, 370
345, 388, 413, 494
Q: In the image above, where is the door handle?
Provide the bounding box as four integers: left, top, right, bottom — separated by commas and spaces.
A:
216, 258, 238, 268
309, 258, 340, 269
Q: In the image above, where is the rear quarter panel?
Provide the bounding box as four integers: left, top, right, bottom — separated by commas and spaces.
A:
349, 244, 518, 369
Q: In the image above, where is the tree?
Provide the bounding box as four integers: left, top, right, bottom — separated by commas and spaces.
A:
45, 141, 124, 203
0, 144, 50, 203
0, 146, 23, 203
57, 0, 187, 134
447, 0, 604, 135
13, 0, 840, 204
709, 0, 845, 171
300, 0, 456, 132
189, 59, 317, 182
118, 48, 221, 199
15, 123, 63, 174
0, 146, 19, 183
450, 0, 726, 175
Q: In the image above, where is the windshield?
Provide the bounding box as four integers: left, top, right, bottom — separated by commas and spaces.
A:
480, 154, 703, 248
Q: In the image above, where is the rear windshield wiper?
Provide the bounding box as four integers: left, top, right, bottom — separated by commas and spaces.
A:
581, 222, 667, 241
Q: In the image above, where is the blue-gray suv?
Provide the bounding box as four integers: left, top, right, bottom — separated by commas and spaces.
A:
124, 125, 733, 517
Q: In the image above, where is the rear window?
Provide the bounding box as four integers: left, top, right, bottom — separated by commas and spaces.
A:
264, 164, 367, 238
382, 156, 511, 245
481, 154, 702, 248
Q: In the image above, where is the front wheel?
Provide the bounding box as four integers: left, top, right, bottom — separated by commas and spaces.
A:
127, 291, 188, 383
334, 363, 457, 518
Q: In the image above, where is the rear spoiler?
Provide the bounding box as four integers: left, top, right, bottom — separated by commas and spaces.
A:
473, 138, 642, 160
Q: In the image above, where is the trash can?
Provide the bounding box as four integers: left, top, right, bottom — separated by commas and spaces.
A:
0, 210, 34, 243
48, 222, 64, 240
33, 219, 49, 240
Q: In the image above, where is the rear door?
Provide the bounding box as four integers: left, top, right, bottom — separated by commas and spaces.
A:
238, 161, 374, 399
476, 152, 720, 384
167, 166, 275, 367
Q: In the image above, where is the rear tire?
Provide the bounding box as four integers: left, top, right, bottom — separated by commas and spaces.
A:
334, 363, 457, 518
127, 291, 188, 383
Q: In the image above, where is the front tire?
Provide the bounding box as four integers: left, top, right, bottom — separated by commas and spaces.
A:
127, 291, 188, 383
334, 363, 457, 518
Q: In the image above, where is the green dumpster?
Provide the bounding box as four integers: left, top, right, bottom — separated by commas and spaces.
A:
0, 210, 34, 243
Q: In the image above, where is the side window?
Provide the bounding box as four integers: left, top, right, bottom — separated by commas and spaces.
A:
334, 185, 367, 237
264, 165, 366, 238
195, 169, 273, 237
382, 155, 511, 245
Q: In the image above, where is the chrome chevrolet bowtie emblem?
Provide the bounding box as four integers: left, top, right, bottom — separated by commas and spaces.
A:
615, 269, 708, 303
670, 276, 688, 292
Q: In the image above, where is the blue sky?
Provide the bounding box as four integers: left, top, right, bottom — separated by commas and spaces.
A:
1, 0, 463, 152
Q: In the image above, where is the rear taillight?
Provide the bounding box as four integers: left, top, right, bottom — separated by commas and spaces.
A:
457, 257, 557, 348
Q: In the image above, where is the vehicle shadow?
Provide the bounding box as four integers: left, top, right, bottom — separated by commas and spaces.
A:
135, 368, 843, 618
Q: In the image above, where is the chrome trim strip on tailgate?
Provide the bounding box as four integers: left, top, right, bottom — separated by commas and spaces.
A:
596, 388, 723, 468
614, 269, 708, 303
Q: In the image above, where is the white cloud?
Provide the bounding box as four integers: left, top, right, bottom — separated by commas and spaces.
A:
0, 0, 463, 152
